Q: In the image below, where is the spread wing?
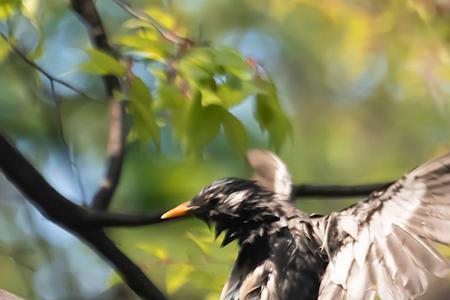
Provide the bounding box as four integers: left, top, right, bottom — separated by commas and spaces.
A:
318, 152, 450, 300
246, 149, 292, 199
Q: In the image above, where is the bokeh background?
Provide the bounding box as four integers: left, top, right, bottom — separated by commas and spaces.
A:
0, 0, 450, 299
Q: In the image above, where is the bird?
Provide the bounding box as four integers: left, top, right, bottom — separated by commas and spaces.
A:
161, 149, 450, 300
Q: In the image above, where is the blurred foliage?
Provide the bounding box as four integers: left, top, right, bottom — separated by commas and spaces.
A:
0, 0, 450, 299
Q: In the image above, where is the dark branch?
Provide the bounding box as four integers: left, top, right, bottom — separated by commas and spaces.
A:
91, 101, 126, 210
0, 132, 166, 300
70, 0, 125, 211
82, 230, 166, 300
85, 210, 182, 228
0, 134, 86, 227
81, 183, 394, 229
292, 182, 393, 199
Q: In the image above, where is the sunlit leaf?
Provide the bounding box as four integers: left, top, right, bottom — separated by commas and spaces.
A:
155, 83, 187, 110
122, 18, 159, 31
214, 47, 246, 68
136, 243, 169, 261
21, 0, 45, 59
144, 7, 177, 30
166, 263, 194, 295
186, 231, 212, 255
179, 48, 215, 84
200, 88, 222, 106
215, 75, 254, 108
0, 37, 10, 63
79, 48, 125, 76
204, 292, 222, 300
107, 272, 123, 287
0, 0, 20, 20
114, 35, 167, 61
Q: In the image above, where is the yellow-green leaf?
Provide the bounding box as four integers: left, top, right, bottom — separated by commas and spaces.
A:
136, 243, 169, 261
79, 48, 125, 76
107, 272, 123, 287
114, 35, 167, 61
0, 0, 20, 20
166, 263, 194, 295
186, 231, 212, 255
0, 36, 10, 63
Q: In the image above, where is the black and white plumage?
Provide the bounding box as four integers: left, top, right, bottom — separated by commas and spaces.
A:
161, 150, 450, 300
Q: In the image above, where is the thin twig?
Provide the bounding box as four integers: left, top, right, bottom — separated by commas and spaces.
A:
0, 32, 93, 100
91, 101, 126, 209
50, 80, 88, 204
112, 0, 194, 45
70, 0, 126, 211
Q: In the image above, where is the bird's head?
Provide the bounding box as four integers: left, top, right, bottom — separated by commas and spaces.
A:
160, 150, 294, 246
161, 178, 281, 246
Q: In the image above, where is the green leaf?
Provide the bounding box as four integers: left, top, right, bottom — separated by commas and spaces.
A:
108, 272, 123, 287
215, 75, 254, 108
144, 7, 177, 30
127, 77, 160, 146
222, 111, 248, 154
186, 231, 213, 255
204, 292, 222, 300
200, 87, 222, 106
155, 84, 187, 110
179, 48, 215, 85
136, 243, 169, 261
154, 83, 189, 140
166, 263, 194, 295
254, 81, 292, 150
214, 47, 245, 67
0, 0, 20, 20
114, 35, 168, 61
0, 36, 10, 63
22, 0, 44, 59
79, 49, 125, 76
122, 18, 159, 31
184, 93, 225, 153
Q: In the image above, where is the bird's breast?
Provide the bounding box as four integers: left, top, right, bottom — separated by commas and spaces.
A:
221, 223, 327, 300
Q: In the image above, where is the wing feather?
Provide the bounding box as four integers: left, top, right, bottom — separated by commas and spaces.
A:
246, 150, 292, 199
318, 152, 450, 300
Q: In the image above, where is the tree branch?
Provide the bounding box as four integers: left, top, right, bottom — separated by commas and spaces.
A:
85, 210, 179, 228
69, 0, 125, 211
91, 101, 126, 210
0, 133, 166, 300
82, 230, 166, 300
0, 130, 393, 296
292, 182, 393, 199
81, 183, 393, 229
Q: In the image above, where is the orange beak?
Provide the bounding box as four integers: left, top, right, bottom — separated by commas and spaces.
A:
161, 201, 192, 219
